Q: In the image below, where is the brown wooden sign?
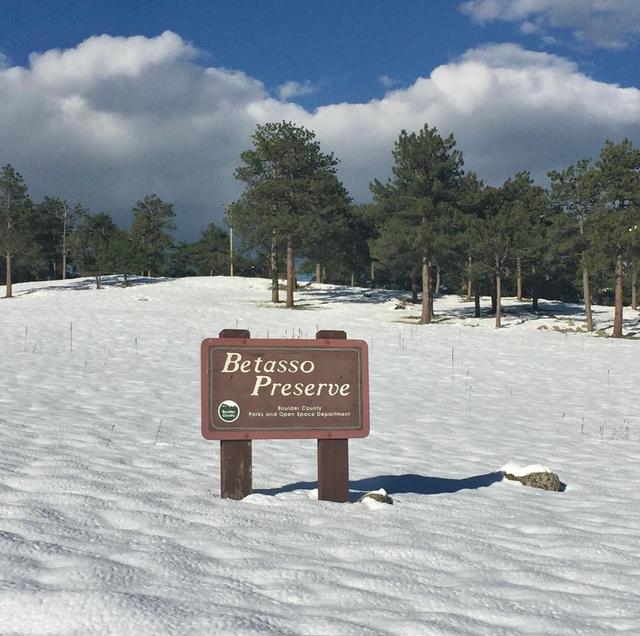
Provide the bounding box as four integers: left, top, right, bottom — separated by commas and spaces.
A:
201, 337, 369, 441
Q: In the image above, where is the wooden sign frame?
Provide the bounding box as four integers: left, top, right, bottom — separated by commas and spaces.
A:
202, 330, 369, 502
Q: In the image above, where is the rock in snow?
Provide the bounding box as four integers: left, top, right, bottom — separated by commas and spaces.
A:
504, 471, 564, 491
357, 488, 394, 505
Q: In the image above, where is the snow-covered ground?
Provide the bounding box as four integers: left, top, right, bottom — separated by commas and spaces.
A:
0, 275, 639, 635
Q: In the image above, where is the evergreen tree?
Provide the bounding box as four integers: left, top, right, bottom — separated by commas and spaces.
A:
30, 197, 62, 280
109, 228, 138, 286
594, 139, 640, 337
341, 204, 376, 287
371, 125, 464, 322
629, 211, 640, 311
299, 172, 352, 286
131, 194, 176, 277
371, 214, 421, 296
503, 172, 553, 309
31, 197, 85, 281
71, 211, 119, 289
458, 173, 494, 313
468, 176, 540, 328
231, 121, 347, 307
549, 159, 601, 330
192, 223, 230, 276
0, 165, 37, 298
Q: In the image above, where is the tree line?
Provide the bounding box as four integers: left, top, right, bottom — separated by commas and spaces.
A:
2, 121, 639, 336
230, 122, 639, 337
0, 168, 263, 295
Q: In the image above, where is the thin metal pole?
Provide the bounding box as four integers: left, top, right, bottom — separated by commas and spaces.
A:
229, 207, 234, 277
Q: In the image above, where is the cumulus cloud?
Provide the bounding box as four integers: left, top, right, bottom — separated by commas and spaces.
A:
277, 80, 318, 101
0, 33, 639, 238
460, 0, 640, 49
378, 75, 398, 88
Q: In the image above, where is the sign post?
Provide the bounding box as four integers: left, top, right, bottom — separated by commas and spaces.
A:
316, 330, 349, 503
201, 329, 369, 502
218, 329, 252, 500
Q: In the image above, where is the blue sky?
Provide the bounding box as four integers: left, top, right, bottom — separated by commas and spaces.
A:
1, 1, 639, 237
3, 0, 639, 107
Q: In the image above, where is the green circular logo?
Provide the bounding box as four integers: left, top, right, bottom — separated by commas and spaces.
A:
218, 400, 240, 423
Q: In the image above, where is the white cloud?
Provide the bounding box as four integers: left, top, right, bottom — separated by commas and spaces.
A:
460, 0, 640, 49
29, 31, 196, 89
277, 80, 318, 101
301, 43, 640, 201
379, 75, 398, 89
0, 33, 639, 239
519, 21, 539, 35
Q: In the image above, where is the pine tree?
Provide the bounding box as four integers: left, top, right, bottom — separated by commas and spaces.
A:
505, 172, 553, 310
371, 125, 464, 323
0, 165, 36, 298
71, 212, 119, 289
130, 194, 176, 277
231, 121, 346, 308
109, 229, 138, 286
31, 197, 85, 280
594, 139, 640, 337
193, 223, 230, 276
299, 172, 352, 285
549, 159, 600, 330
458, 173, 494, 314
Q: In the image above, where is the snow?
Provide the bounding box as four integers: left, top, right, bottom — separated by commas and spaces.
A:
500, 463, 553, 477
1, 275, 639, 635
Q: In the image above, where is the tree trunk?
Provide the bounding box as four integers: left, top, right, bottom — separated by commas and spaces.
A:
123, 272, 129, 287
631, 260, 637, 311
370, 261, 375, 288
350, 271, 355, 287
411, 273, 418, 304
582, 261, 594, 331
286, 238, 295, 309
4, 252, 12, 299
490, 279, 497, 314
516, 256, 523, 301
95, 274, 102, 290
270, 229, 279, 303
322, 266, 326, 284
495, 262, 502, 329
466, 255, 472, 302
315, 262, 321, 285
435, 266, 441, 294
613, 252, 623, 338
474, 282, 481, 318
420, 257, 432, 325
530, 275, 537, 311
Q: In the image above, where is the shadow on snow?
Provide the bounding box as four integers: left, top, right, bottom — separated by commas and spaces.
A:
300, 285, 402, 305
254, 471, 504, 501
299, 284, 631, 328
13, 275, 171, 296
